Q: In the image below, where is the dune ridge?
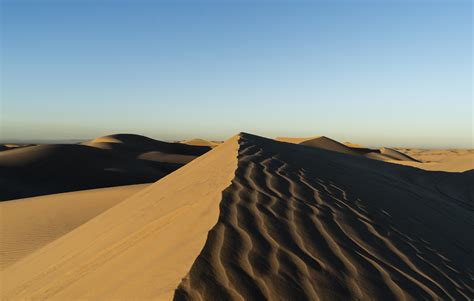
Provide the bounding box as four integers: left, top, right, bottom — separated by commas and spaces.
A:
2, 133, 472, 300
175, 133, 473, 300
1, 136, 239, 300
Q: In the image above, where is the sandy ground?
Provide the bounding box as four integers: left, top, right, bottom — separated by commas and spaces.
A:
175, 134, 473, 300
391, 148, 474, 172
0, 134, 211, 201
1, 133, 472, 300
0, 184, 148, 269
1, 136, 238, 300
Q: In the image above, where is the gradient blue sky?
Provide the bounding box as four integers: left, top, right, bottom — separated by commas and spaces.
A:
1, 0, 472, 147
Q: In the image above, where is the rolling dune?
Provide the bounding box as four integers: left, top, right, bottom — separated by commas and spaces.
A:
0, 144, 164, 201
392, 149, 474, 172
181, 138, 222, 148
82, 134, 210, 156
0, 134, 211, 201
1, 136, 239, 300
1, 133, 472, 300
276, 136, 419, 163
177, 134, 473, 300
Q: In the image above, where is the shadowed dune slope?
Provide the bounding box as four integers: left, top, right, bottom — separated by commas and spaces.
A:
0, 184, 148, 269
2, 134, 472, 300
1, 136, 239, 300
0, 144, 165, 201
175, 133, 473, 301
0, 134, 212, 201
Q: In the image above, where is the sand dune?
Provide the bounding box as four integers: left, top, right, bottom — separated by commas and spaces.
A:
0, 144, 164, 201
277, 136, 419, 163
181, 138, 222, 148
1, 136, 239, 300
83, 134, 210, 156
392, 149, 474, 172
83, 134, 211, 172
0, 134, 211, 201
176, 134, 473, 300
2, 133, 473, 300
0, 184, 148, 269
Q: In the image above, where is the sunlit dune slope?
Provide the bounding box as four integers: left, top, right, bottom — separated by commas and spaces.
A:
2, 135, 239, 300
181, 138, 222, 148
0, 184, 148, 269
2, 133, 472, 301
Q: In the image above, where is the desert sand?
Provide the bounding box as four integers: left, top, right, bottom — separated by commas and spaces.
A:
0, 184, 148, 269
278, 136, 473, 172
180, 138, 222, 148
1, 133, 473, 300
0, 134, 211, 201
392, 148, 474, 172
1, 135, 238, 300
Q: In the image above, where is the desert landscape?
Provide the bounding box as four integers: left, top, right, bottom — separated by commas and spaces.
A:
2, 1, 472, 300
1, 133, 472, 300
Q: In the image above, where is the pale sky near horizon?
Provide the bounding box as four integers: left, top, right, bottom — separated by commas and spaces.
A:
1, 0, 472, 148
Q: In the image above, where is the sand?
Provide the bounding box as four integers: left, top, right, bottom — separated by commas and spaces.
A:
277, 136, 420, 163
0, 134, 211, 201
0, 144, 164, 201
392, 149, 474, 172
0, 184, 148, 269
1, 136, 239, 300
2, 133, 473, 300
180, 138, 222, 148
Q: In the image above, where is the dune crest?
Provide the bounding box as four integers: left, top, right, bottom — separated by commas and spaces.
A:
175, 133, 473, 300
2, 133, 472, 300
1, 135, 239, 300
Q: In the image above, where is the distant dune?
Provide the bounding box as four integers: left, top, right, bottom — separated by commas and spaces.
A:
2, 133, 472, 300
389, 149, 474, 172
277, 136, 420, 163
0, 184, 148, 269
180, 138, 222, 148
83, 134, 210, 156
0, 134, 211, 201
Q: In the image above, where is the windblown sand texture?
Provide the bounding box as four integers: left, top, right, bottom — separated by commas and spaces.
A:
1, 133, 473, 300
1, 136, 239, 300
0, 184, 148, 269
176, 134, 473, 300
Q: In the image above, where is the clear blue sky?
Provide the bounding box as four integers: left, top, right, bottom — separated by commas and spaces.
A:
1, 0, 472, 147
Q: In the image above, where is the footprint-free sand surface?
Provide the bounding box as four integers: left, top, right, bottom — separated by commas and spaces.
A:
1, 135, 239, 300
1, 133, 472, 300
0, 184, 148, 269
0, 134, 211, 201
